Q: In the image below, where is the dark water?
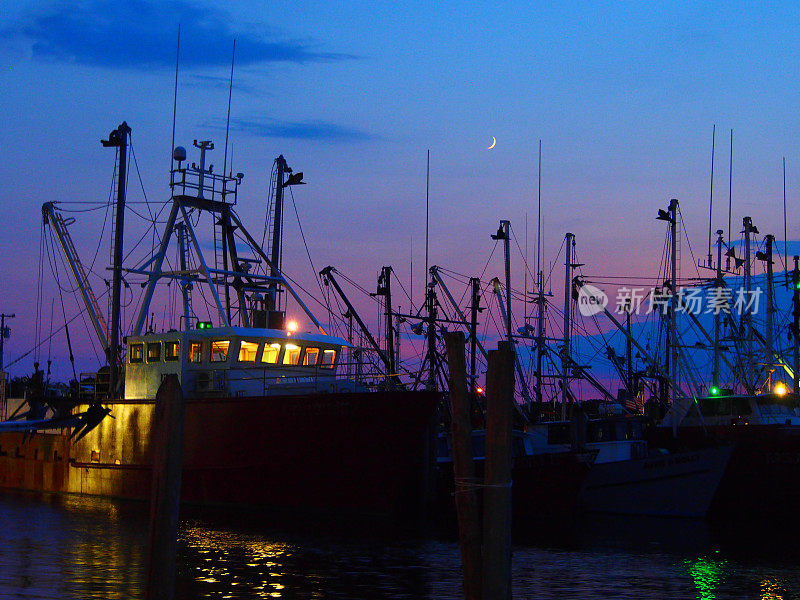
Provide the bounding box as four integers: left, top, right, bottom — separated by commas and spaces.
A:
1, 491, 799, 599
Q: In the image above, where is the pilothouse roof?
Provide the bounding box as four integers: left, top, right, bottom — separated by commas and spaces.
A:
130, 326, 351, 347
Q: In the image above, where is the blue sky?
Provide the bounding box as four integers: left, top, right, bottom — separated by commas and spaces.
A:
1, 1, 800, 386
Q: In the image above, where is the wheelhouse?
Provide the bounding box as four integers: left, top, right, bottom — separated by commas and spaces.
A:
124, 326, 350, 400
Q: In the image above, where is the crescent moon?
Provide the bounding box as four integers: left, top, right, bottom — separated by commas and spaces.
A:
487, 136, 496, 150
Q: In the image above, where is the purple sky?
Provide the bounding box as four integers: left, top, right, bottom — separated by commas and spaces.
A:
1, 2, 799, 387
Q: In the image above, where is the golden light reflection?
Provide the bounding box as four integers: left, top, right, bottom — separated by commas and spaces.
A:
181, 524, 297, 599
761, 579, 785, 599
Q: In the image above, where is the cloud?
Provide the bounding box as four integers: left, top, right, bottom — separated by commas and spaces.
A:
14, 1, 354, 70
221, 118, 377, 142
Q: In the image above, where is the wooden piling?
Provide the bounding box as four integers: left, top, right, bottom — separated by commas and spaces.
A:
482, 342, 514, 600
145, 374, 186, 600
444, 331, 482, 600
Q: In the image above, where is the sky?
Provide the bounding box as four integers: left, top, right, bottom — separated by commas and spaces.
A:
1, 1, 800, 388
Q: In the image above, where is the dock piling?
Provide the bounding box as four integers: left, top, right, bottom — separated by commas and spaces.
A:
482, 342, 514, 600
145, 374, 186, 600
444, 331, 482, 600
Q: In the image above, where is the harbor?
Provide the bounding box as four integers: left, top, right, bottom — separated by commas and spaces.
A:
4, 3, 800, 599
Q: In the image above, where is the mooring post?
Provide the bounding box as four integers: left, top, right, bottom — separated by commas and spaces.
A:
145, 374, 186, 600
444, 331, 482, 600
482, 341, 514, 600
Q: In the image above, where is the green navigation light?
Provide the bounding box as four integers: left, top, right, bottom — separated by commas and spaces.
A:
709, 386, 720, 396
197, 321, 212, 330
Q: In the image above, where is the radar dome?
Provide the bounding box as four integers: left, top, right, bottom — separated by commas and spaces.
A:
173, 146, 187, 162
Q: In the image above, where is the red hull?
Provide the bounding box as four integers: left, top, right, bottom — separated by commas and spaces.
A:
0, 390, 438, 516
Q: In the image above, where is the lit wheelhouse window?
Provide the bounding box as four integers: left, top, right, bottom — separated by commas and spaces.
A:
146, 342, 162, 363
283, 344, 301, 365
238, 341, 259, 362
304, 347, 319, 366
262, 343, 281, 364
321, 349, 336, 369
211, 340, 230, 362
129, 343, 144, 364
189, 341, 203, 363
165, 340, 180, 361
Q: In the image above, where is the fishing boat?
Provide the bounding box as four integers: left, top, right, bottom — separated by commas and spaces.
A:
650, 390, 800, 518
559, 413, 733, 518
0, 123, 438, 517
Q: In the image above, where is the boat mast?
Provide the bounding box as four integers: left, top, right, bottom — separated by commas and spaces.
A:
562, 232, 574, 418
743, 216, 756, 389
269, 156, 287, 311
426, 271, 438, 391
669, 199, 678, 406
101, 122, 131, 397
763, 234, 775, 389
176, 222, 192, 329
469, 277, 480, 392
375, 266, 397, 379
657, 199, 679, 404
535, 139, 545, 407
712, 229, 724, 387
491, 221, 512, 342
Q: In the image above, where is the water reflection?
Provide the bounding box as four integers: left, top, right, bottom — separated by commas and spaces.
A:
0, 491, 146, 599
4, 492, 800, 599
176, 521, 435, 599
686, 556, 726, 600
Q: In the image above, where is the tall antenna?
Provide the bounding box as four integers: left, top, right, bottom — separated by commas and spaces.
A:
424, 149, 430, 288
524, 212, 528, 324
410, 236, 414, 311
707, 124, 715, 263
223, 39, 236, 177
537, 139, 542, 280
784, 157, 789, 277
170, 24, 181, 168
727, 128, 733, 254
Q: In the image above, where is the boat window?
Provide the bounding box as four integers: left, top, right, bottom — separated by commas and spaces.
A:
262, 343, 281, 364
189, 341, 203, 363
283, 344, 301, 365
129, 343, 144, 364
304, 347, 319, 366
321, 349, 336, 369
238, 341, 259, 362
164, 340, 180, 362
146, 342, 161, 363
211, 340, 230, 362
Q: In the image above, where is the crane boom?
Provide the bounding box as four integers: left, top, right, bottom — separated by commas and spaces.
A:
42, 202, 110, 354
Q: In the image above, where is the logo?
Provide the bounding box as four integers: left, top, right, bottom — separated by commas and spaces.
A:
577, 283, 608, 316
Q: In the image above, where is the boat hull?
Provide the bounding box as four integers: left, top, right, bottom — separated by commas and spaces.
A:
579, 446, 733, 518
649, 424, 800, 518
0, 390, 438, 517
